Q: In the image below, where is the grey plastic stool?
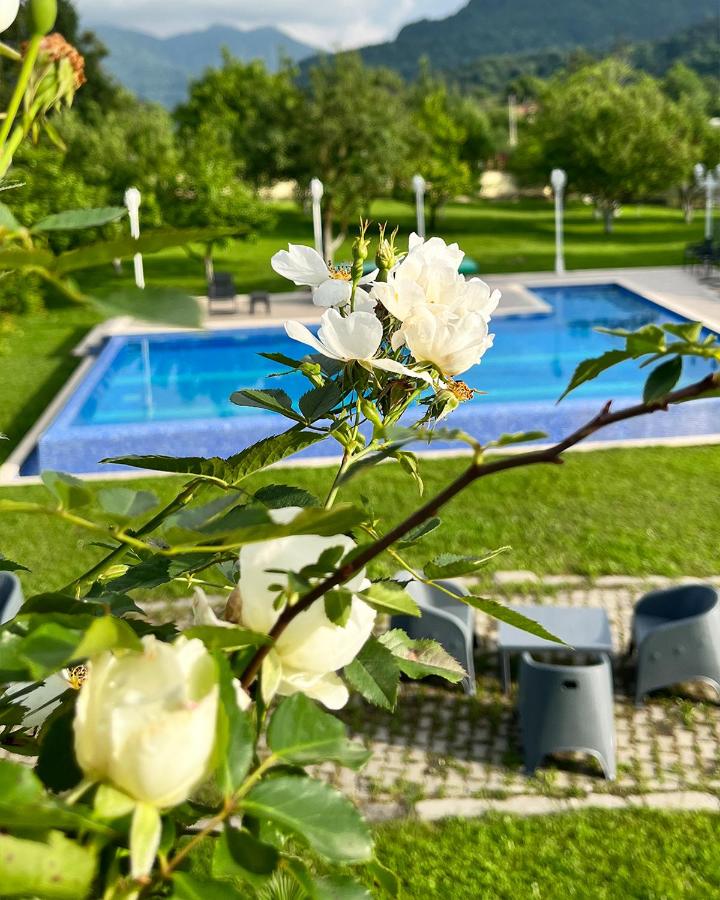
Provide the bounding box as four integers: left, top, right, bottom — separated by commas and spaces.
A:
391, 576, 476, 695
0, 572, 24, 623
518, 652, 616, 779
631, 583, 720, 704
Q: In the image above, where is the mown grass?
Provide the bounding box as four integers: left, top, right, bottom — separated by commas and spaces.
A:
371, 811, 720, 899
1, 445, 718, 596
183, 810, 720, 898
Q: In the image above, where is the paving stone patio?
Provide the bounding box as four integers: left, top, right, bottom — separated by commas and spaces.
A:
307, 577, 720, 818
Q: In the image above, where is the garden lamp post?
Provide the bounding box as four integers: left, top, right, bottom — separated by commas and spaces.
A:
508, 94, 518, 148
310, 178, 324, 258
551, 168, 567, 275
694, 163, 720, 242
412, 174, 426, 239
124, 187, 145, 290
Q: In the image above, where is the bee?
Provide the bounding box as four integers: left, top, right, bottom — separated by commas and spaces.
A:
65, 665, 88, 690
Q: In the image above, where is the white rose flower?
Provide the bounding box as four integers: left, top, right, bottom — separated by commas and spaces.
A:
392, 305, 495, 379
236, 508, 376, 709
271, 243, 377, 310
286, 308, 434, 385
73, 636, 219, 809
0, 0, 19, 33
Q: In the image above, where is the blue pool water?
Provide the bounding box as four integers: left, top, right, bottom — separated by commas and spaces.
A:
33, 284, 719, 474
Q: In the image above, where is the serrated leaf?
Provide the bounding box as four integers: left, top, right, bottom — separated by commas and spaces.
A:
397, 517, 441, 548
103, 428, 324, 484
424, 547, 509, 579
71, 616, 143, 660
344, 638, 399, 711
32, 206, 126, 232
0, 553, 29, 573
254, 484, 321, 509
360, 581, 420, 617
0, 830, 97, 899
559, 349, 631, 400
625, 324, 666, 356
379, 629, 466, 682
463, 597, 564, 644
643, 355, 683, 403
396, 450, 423, 494
212, 825, 279, 886
267, 694, 370, 769
41, 470, 92, 510
96, 487, 159, 522
242, 775, 372, 864
230, 388, 303, 421
171, 872, 247, 899
92, 286, 202, 329
486, 431, 547, 448
299, 382, 344, 422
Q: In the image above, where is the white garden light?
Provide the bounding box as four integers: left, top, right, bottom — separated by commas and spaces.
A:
412, 173, 426, 239
550, 168, 567, 275
124, 186, 145, 289
694, 163, 720, 242
310, 177, 324, 258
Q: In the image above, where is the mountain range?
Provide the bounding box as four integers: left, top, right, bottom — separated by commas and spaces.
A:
92, 24, 317, 108
90, 0, 720, 107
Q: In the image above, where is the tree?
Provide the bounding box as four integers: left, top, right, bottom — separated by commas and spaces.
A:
510, 60, 698, 232
161, 125, 272, 280
408, 68, 473, 229
297, 53, 412, 259
175, 54, 302, 191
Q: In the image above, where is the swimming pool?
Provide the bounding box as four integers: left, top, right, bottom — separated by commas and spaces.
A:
29, 283, 720, 475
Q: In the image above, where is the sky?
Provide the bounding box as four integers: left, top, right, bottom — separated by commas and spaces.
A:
75, 0, 467, 48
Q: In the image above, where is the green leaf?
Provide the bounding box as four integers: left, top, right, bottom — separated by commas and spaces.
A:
323, 588, 353, 626
212, 825, 279, 885
0, 246, 55, 271
96, 487, 159, 522
344, 638, 400, 711
462, 597, 565, 644
215, 654, 254, 796
230, 388, 304, 421
379, 630, 466, 682
92, 286, 202, 329
397, 517, 441, 548
254, 484, 321, 509
32, 206, 127, 232
0, 201, 21, 231
643, 355, 683, 403
71, 616, 143, 660
104, 428, 325, 484
267, 694, 371, 770
367, 858, 400, 898
424, 547, 510, 579
171, 872, 247, 899
0, 553, 28, 572
0, 830, 96, 899
299, 382, 344, 421
625, 324, 666, 356
485, 431, 548, 448
315, 876, 373, 899
35, 704, 83, 792
359, 581, 420, 617
396, 450, 423, 495
184, 625, 269, 650
243, 775, 372, 864
54, 226, 245, 275
130, 802, 162, 879
559, 349, 631, 401
663, 321, 704, 343
41, 470, 92, 509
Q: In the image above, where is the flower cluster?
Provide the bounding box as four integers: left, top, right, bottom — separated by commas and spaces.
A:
272, 229, 499, 387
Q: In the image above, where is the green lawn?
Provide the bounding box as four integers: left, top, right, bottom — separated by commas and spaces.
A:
371, 811, 720, 898
183, 810, 720, 898
2, 446, 718, 596
77, 197, 706, 299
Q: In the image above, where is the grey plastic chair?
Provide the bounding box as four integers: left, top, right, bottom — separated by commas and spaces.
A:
0, 571, 24, 623
631, 583, 720, 704
390, 576, 476, 695
0, 572, 67, 728
518, 652, 616, 779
